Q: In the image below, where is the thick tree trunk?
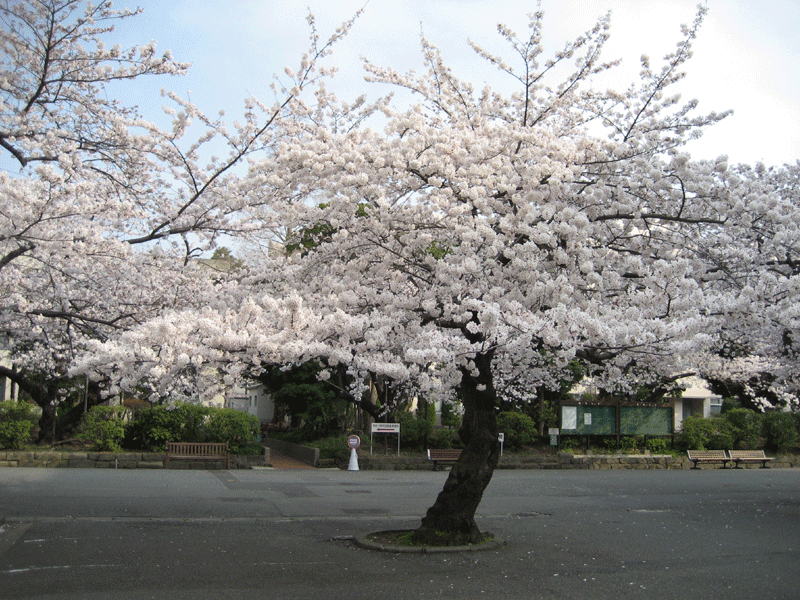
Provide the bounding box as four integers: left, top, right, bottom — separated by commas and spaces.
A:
413, 351, 500, 545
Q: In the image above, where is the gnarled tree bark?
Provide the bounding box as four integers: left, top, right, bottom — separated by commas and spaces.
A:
413, 350, 500, 545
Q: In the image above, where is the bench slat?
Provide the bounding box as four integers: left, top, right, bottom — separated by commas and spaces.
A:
728, 449, 773, 468
165, 442, 230, 469
427, 449, 462, 470
686, 450, 730, 469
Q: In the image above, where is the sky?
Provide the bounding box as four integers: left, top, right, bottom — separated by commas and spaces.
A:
28, 0, 800, 167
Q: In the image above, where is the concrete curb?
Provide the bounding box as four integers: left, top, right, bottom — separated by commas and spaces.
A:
354, 530, 505, 553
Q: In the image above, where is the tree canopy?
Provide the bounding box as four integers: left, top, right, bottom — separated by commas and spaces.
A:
3, 1, 799, 542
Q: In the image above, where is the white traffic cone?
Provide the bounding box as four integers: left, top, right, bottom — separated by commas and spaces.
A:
347, 447, 360, 471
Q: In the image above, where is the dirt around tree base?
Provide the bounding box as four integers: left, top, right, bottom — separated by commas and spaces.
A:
354, 529, 504, 553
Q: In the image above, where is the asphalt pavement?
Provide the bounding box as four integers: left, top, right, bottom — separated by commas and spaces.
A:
1, 466, 798, 600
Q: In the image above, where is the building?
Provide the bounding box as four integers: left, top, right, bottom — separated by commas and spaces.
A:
225, 382, 275, 424
673, 376, 723, 431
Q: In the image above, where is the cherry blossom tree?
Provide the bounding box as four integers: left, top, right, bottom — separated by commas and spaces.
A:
697, 161, 800, 411
0, 0, 359, 439
80, 6, 795, 545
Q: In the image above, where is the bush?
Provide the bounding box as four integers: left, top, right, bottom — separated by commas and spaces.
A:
646, 437, 670, 454
126, 404, 210, 451
308, 434, 351, 460
496, 411, 537, 450
79, 405, 129, 451
619, 436, 640, 453
0, 401, 38, 450
428, 428, 463, 450
204, 409, 260, 453
679, 416, 736, 450
398, 409, 433, 451
762, 411, 799, 453
721, 408, 763, 450
125, 404, 260, 453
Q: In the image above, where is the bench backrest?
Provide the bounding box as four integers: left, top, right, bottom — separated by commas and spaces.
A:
728, 450, 767, 459
428, 449, 462, 459
686, 450, 727, 459
166, 442, 229, 455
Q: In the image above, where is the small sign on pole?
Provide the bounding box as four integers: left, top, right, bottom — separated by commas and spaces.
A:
370, 423, 401, 456
498, 432, 505, 456
549, 428, 559, 447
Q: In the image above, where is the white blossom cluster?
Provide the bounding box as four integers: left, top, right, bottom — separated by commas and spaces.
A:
3, 3, 799, 414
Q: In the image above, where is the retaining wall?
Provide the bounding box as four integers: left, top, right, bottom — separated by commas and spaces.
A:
0, 448, 269, 469
334, 452, 800, 471
2, 448, 797, 470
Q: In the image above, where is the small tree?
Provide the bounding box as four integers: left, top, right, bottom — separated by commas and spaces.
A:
78, 405, 128, 452
496, 412, 537, 450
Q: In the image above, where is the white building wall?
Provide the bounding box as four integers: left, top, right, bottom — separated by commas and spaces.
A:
674, 377, 721, 431
225, 383, 274, 424
0, 350, 14, 401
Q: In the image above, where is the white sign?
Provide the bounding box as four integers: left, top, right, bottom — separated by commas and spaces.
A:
498, 433, 505, 442
584, 413, 592, 426
347, 435, 361, 449
370, 423, 401, 456
562, 406, 578, 430
371, 423, 401, 433
549, 428, 560, 436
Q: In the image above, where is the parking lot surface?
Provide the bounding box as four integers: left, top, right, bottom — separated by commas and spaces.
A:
1, 467, 798, 599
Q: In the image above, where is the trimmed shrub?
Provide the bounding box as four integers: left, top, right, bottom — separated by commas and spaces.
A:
496, 411, 537, 450
0, 400, 38, 449
721, 408, 763, 450
307, 434, 351, 460
398, 410, 433, 451
646, 437, 671, 454
79, 405, 129, 452
126, 404, 259, 453
204, 409, 260, 453
762, 411, 799, 452
428, 428, 463, 450
679, 416, 735, 450
126, 404, 210, 451
620, 436, 640, 453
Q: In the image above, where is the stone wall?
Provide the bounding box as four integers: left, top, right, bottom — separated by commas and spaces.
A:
2, 448, 797, 470
0, 449, 269, 469
337, 452, 800, 471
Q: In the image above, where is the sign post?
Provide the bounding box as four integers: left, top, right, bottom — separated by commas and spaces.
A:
370, 423, 401, 456
549, 428, 559, 447
347, 435, 361, 471
498, 432, 505, 456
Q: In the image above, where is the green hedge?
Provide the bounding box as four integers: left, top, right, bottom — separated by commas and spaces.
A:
762, 411, 799, 452
0, 400, 38, 450
124, 404, 260, 453
679, 409, 799, 452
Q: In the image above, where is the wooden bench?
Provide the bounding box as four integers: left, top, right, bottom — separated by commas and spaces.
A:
687, 449, 730, 469
427, 448, 462, 470
729, 449, 774, 469
165, 442, 230, 469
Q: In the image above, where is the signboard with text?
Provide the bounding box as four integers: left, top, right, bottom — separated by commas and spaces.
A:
370, 423, 400, 456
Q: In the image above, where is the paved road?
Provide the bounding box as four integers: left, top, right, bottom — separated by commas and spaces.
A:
1, 466, 798, 600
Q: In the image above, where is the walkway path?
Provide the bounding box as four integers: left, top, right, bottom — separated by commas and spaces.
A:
267, 449, 315, 469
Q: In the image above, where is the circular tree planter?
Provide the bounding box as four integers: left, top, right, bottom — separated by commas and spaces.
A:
354, 530, 504, 553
